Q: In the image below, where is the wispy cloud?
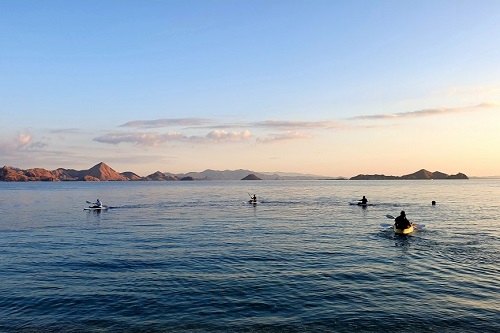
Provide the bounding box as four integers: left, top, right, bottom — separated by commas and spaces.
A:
251, 120, 342, 130
119, 118, 212, 129
0, 132, 48, 163
446, 86, 500, 97
120, 118, 344, 131
49, 128, 82, 134
93, 130, 252, 146
93, 131, 185, 146
257, 131, 313, 143
18, 133, 32, 147
349, 102, 497, 121
16, 132, 47, 150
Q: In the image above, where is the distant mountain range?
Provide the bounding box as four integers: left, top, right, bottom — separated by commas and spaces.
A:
0, 162, 333, 182
165, 169, 337, 181
0, 162, 468, 181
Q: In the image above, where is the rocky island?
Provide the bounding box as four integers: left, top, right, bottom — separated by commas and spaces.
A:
241, 174, 262, 180
350, 169, 468, 180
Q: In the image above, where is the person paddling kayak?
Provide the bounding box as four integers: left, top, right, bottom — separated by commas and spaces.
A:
359, 196, 368, 204
394, 211, 412, 230
250, 194, 257, 203
91, 199, 103, 208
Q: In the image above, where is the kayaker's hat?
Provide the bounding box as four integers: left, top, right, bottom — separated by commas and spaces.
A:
401, 211, 405, 216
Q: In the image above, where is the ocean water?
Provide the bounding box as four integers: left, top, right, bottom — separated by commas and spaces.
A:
0, 180, 498, 332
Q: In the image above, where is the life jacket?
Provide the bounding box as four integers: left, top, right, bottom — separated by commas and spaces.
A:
395, 216, 410, 229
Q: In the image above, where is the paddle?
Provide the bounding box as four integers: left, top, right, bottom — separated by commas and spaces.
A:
384, 215, 425, 229
247, 192, 257, 202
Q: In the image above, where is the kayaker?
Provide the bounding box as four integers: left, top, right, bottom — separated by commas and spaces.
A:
93, 199, 102, 208
251, 194, 257, 203
394, 211, 411, 229
359, 196, 368, 204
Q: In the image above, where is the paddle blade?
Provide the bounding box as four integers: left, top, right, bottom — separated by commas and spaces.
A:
386, 214, 395, 219
380, 223, 392, 228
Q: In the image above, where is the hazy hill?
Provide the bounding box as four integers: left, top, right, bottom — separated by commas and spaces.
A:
146, 171, 177, 181
166, 169, 282, 181
166, 169, 331, 180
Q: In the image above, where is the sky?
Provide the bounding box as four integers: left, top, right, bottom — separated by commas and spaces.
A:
1, 0, 499, 177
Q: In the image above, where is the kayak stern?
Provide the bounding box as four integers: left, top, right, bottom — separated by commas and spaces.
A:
394, 225, 414, 234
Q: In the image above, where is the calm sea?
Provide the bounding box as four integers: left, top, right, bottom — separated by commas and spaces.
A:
0, 180, 498, 332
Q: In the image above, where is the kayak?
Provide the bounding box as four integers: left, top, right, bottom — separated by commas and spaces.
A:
394, 225, 414, 234
84, 205, 109, 211
248, 200, 257, 205
349, 202, 373, 206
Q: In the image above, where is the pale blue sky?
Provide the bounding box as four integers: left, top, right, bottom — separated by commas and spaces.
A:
1, 1, 499, 176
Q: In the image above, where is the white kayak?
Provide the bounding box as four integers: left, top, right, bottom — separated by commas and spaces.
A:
84, 205, 109, 211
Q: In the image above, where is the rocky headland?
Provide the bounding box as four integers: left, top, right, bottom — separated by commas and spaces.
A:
1, 162, 127, 182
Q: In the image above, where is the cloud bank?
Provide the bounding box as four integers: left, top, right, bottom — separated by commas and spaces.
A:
92, 101, 497, 147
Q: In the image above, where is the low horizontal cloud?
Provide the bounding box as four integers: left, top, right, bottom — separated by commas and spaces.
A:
251, 120, 342, 130
446, 86, 500, 97
49, 128, 82, 134
93, 131, 185, 146
257, 131, 313, 143
120, 118, 212, 129
119, 118, 344, 131
94, 129, 252, 146
350, 102, 497, 121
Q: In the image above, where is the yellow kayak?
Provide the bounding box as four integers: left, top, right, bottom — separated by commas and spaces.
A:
394, 225, 414, 234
